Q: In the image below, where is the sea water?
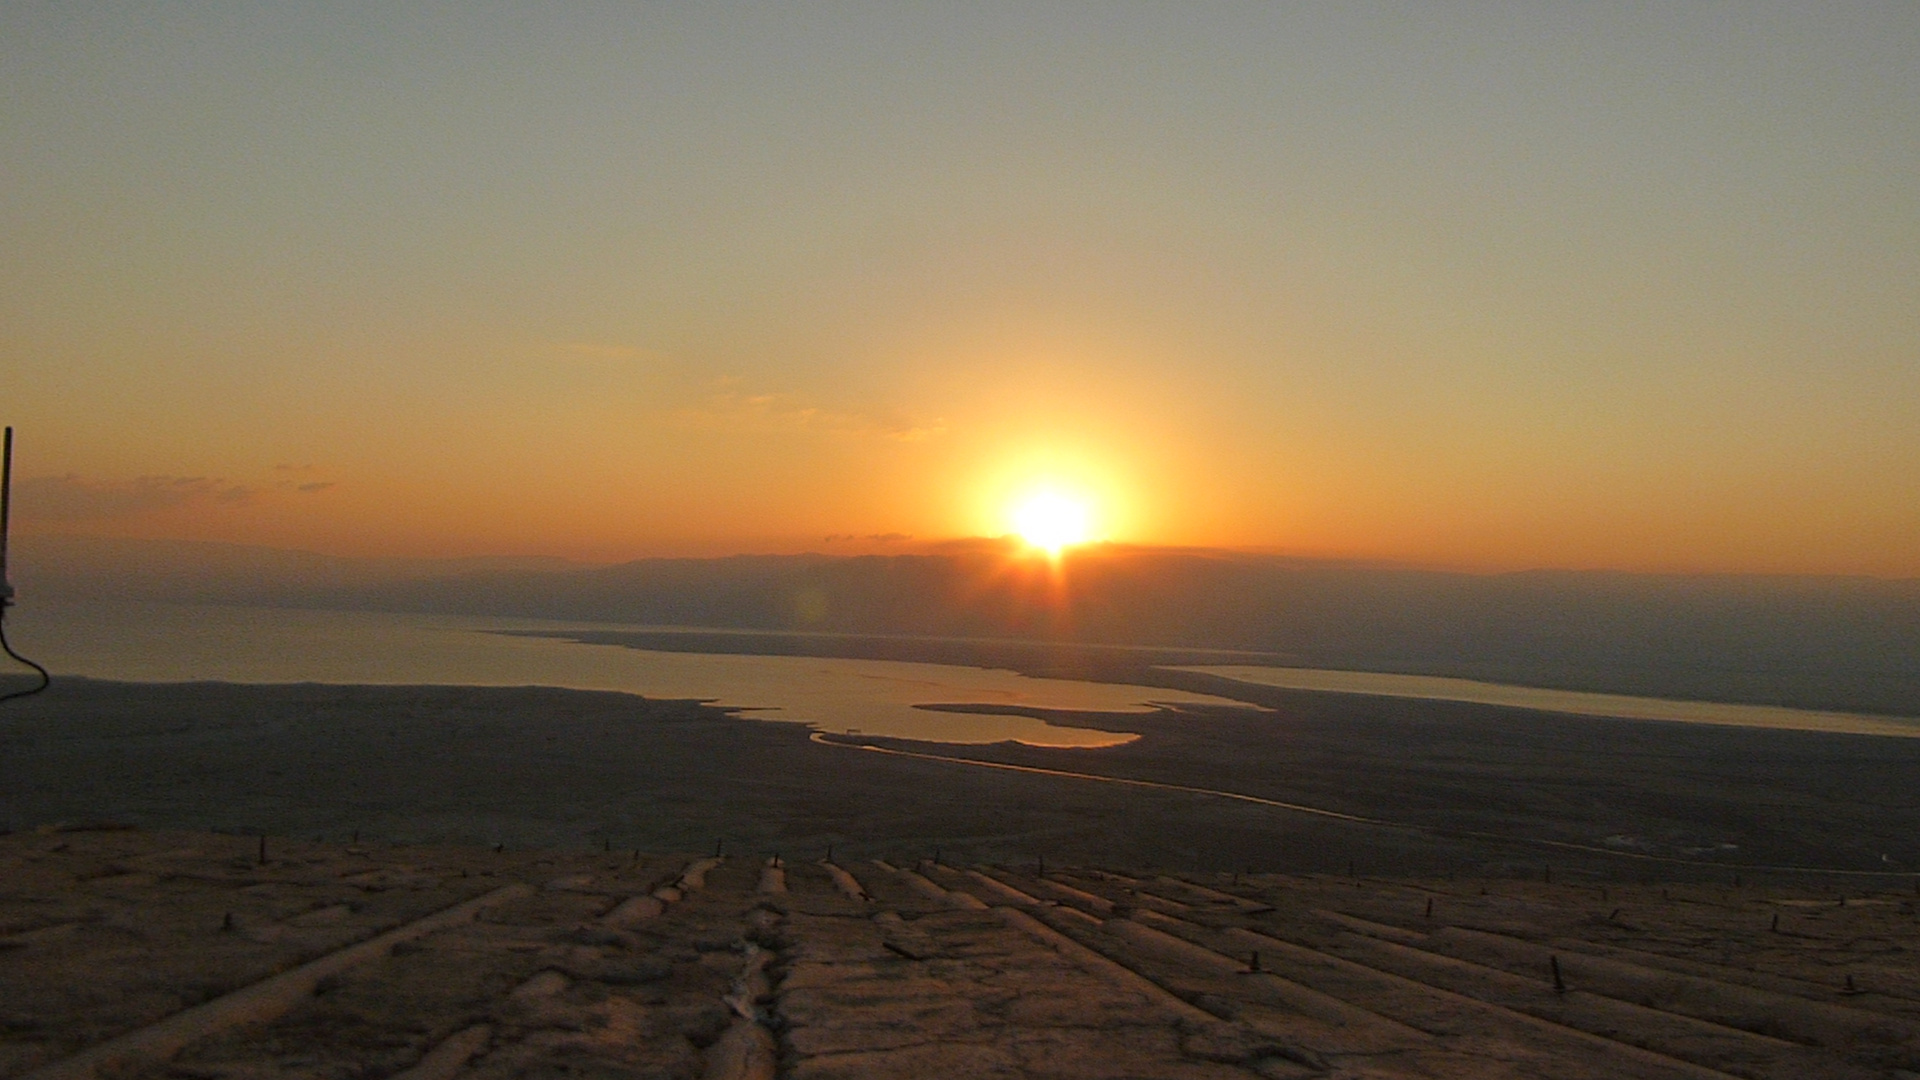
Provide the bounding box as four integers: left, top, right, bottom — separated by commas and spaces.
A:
1, 600, 1247, 746
1170, 665, 1920, 739
8, 600, 1911, 745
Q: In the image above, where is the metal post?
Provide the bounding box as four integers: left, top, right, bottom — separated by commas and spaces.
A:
0, 427, 52, 702
1, 426, 13, 607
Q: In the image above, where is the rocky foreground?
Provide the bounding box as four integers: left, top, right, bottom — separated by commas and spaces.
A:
4, 828, 1919, 1080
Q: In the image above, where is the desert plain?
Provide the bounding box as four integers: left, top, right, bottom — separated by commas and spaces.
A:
3, 677, 1919, 1078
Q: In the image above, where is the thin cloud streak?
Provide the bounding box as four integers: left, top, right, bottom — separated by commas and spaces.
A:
551, 340, 661, 364
677, 381, 947, 443
16, 475, 257, 522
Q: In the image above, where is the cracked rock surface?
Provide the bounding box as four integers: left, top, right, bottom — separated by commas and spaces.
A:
4, 829, 1918, 1079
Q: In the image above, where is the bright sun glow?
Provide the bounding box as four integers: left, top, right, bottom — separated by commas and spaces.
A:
1010, 490, 1094, 555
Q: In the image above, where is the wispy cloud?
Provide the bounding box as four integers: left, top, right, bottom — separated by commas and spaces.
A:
269, 465, 338, 494
681, 380, 946, 442
16, 475, 256, 521
552, 340, 659, 364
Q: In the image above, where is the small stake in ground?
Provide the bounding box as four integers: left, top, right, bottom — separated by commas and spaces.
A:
1550, 955, 1566, 993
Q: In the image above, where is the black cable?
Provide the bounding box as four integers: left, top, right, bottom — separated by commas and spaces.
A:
0, 611, 49, 703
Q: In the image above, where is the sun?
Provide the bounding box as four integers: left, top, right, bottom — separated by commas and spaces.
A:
1010, 490, 1094, 555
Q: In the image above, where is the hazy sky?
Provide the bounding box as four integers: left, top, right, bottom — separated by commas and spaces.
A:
5, 4, 1917, 572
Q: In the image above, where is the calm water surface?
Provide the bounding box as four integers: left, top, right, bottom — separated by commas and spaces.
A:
12, 602, 1908, 745
1172, 665, 1920, 739
4, 601, 1251, 746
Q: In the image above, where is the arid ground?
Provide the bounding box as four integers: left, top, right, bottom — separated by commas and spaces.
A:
4, 826, 1918, 1079
3, 679, 1917, 879
3, 680, 1919, 1077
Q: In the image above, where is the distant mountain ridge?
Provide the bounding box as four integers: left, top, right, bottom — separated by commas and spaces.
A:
12, 535, 581, 597
13, 534, 1920, 717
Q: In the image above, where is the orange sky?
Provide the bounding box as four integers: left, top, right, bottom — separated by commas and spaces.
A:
5, 7, 1917, 576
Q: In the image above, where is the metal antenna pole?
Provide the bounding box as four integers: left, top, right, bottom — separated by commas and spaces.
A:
0, 426, 50, 702
1, 426, 12, 607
